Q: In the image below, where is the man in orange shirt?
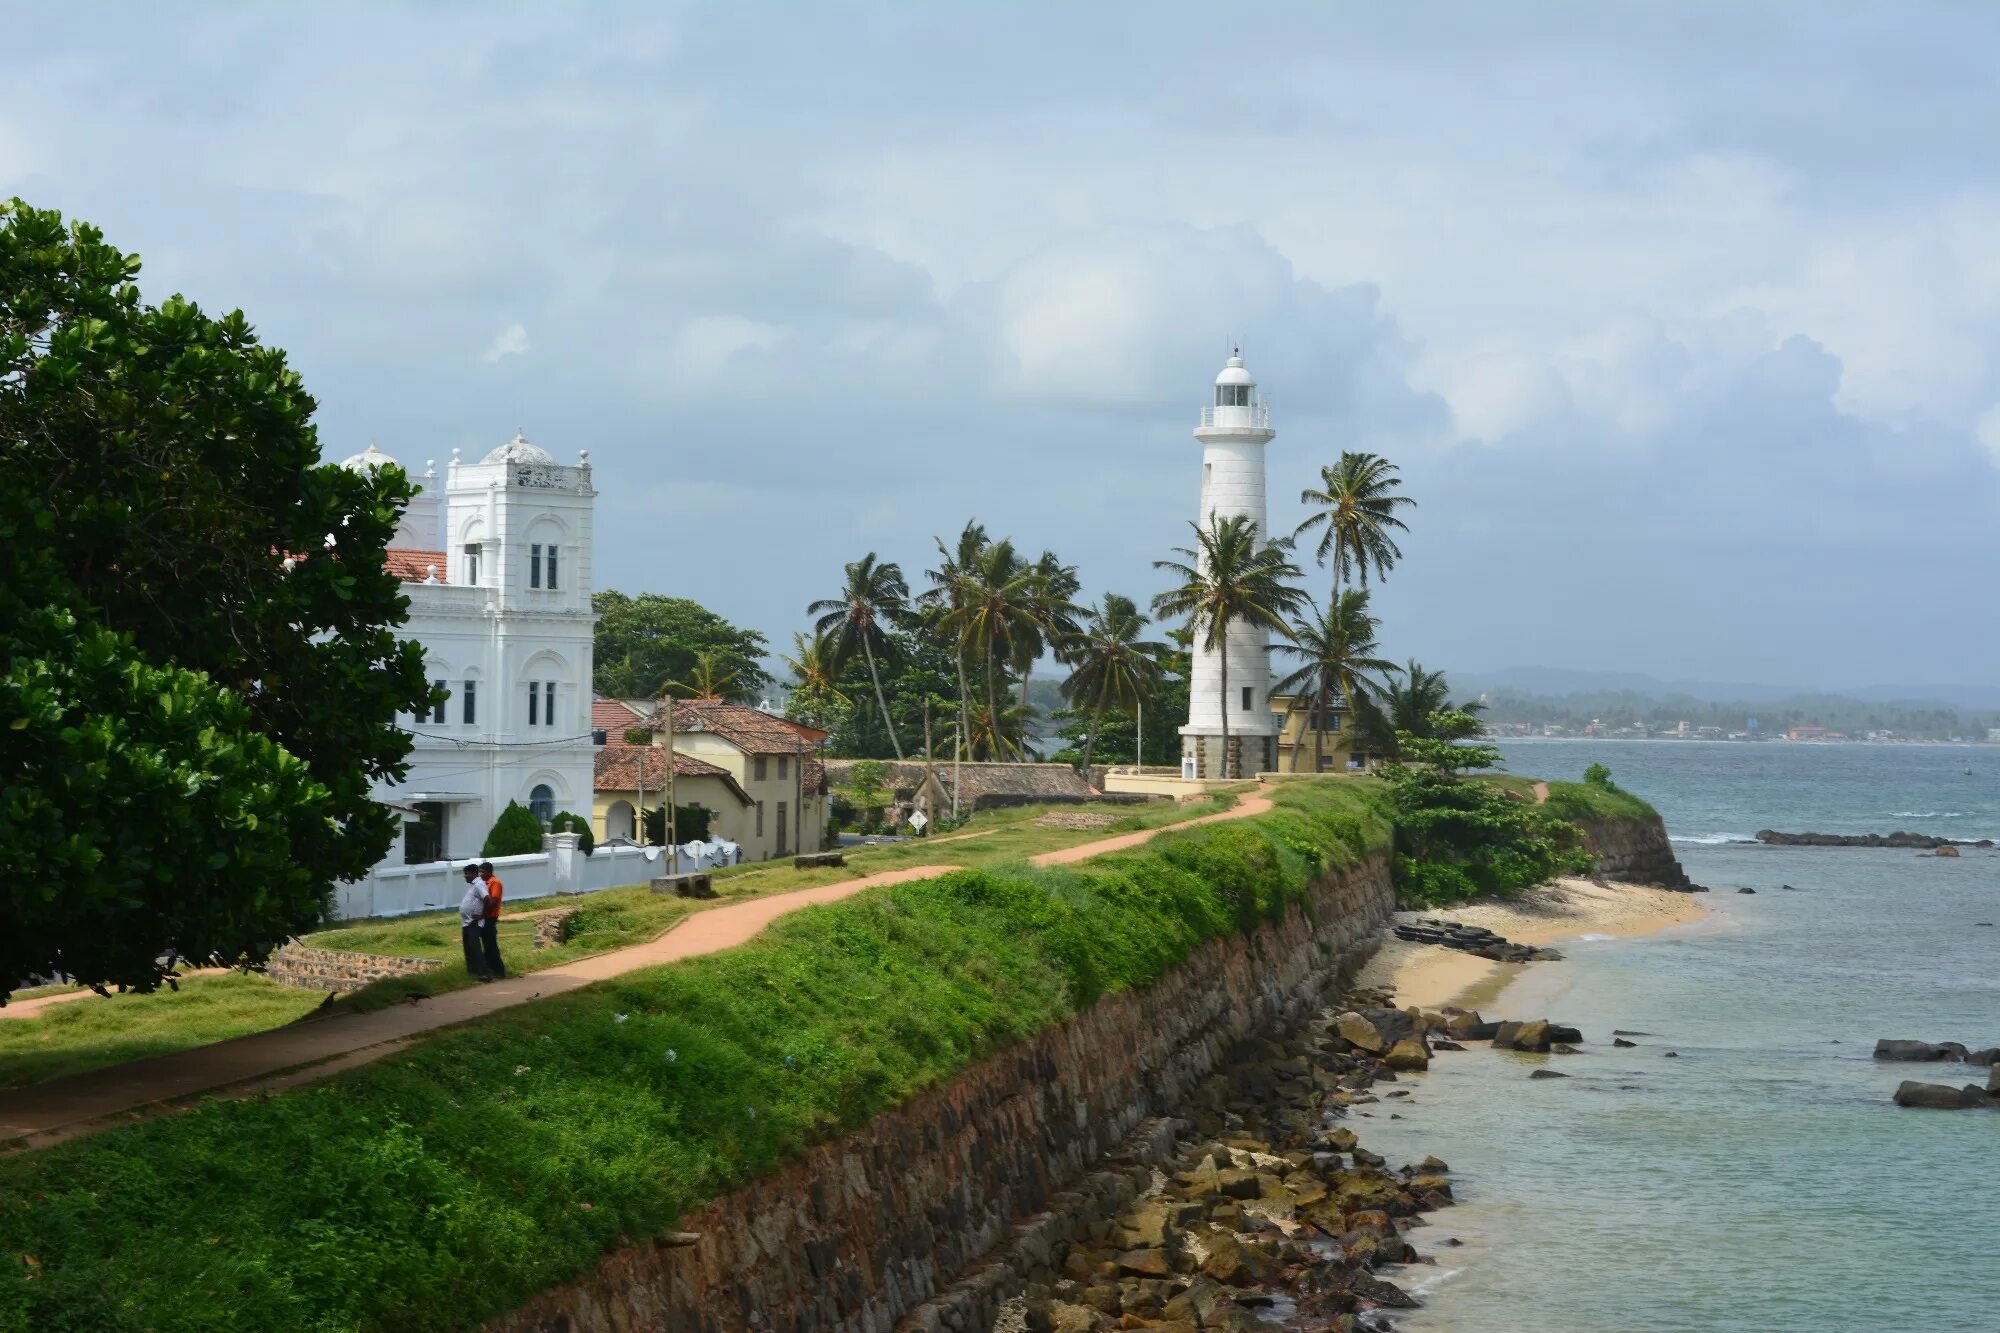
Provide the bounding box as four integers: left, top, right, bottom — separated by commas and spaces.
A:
477, 860, 506, 981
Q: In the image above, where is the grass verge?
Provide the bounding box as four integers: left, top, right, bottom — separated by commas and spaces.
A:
0, 782, 1385, 1333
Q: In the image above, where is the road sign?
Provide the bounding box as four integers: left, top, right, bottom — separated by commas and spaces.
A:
908, 810, 929, 832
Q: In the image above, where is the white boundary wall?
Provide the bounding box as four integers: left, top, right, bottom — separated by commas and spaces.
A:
330, 833, 669, 922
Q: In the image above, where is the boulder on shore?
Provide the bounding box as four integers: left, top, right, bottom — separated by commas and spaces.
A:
1892, 1081, 1991, 1110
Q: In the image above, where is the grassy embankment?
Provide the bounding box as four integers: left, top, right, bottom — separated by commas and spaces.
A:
0, 782, 1390, 1333
0, 793, 1248, 1092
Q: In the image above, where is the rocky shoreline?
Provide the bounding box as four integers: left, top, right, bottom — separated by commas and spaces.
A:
1755, 829, 1995, 849
1016, 987, 1596, 1333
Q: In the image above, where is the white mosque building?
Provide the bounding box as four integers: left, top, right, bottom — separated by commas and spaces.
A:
340, 431, 598, 867
1180, 350, 1280, 779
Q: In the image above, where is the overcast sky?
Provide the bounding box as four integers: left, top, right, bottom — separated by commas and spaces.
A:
8, 3, 1998, 691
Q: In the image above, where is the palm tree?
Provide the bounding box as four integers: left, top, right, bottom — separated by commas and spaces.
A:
1295, 453, 1414, 763
942, 538, 1044, 757
1061, 593, 1166, 774
1014, 550, 1085, 711
808, 553, 909, 759
666, 648, 739, 701
1294, 452, 1416, 596
1272, 590, 1400, 772
921, 522, 989, 767
1354, 659, 1484, 756
1152, 514, 1307, 778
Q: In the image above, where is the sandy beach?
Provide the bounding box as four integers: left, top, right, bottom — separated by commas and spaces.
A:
1354, 877, 1711, 1009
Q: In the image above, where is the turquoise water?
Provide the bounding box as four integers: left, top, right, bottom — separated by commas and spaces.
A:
1360, 740, 2000, 1332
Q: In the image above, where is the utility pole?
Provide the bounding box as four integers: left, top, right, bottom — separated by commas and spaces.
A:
663, 698, 678, 857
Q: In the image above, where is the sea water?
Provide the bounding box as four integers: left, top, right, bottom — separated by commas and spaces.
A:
1356, 740, 2000, 1332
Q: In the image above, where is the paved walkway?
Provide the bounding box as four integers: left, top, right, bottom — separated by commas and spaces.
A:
0, 970, 228, 1022
0, 788, 1274, 1151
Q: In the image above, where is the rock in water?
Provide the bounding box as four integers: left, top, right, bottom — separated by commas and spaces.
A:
1874, 1039, 1957, 1062
1613, 1037, 1638, 1048
1529, 1069, 1569, 1079
1893, 1081, 1989, 1110
1384, 1037, 1431, 1071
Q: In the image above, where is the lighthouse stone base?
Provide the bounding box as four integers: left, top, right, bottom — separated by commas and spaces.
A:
1179, 731, 1275, 781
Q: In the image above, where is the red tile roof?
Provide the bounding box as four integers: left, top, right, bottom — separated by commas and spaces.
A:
385, 548, 448, 583
652, 700, 820, 755
593, 744, 752, 806
593, 698, 648, 733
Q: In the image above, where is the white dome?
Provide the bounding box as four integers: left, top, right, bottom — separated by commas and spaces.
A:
341, 441, 398, 472
1215, 350, 1255, 388
481, 428, 555, 465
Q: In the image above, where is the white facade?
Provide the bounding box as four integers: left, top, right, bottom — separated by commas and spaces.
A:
342, 431, 598, 869
1181, 351, 1279, 779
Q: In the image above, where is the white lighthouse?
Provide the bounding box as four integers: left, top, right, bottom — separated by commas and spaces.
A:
1180, 349, 1279, 779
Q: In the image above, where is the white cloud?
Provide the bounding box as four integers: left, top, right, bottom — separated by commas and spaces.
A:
481, 322, 531, 363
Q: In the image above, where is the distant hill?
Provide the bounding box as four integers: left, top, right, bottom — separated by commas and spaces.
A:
1457, 666, 2000, 713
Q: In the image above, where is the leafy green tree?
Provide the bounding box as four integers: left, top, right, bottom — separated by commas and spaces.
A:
642, 803, 711, 844
547, 810, 595, 856
1584, 762, 1615, 789
920, 522, 990, 767
809, 553, 910, 759
1152, 515, 1308, 778
592, 592, 771, 703
0, 199, 432, 997
1377, 712, 1590, 906
1060, 593, 1166, 773
482, 801, 546, 858
1272, 590, 1400, 772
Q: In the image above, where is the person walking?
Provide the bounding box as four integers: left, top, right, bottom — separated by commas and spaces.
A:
478, 860, 507, 980
458, 863, 491, 982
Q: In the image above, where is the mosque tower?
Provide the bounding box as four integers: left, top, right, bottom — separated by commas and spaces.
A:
1180, 349, 1278, 779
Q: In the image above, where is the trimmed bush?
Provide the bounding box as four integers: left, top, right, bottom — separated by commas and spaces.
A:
548, 810, 595, 856
482, 800, 545, 857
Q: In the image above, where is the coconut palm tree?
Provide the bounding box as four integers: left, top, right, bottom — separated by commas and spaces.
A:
921, 522, 989, 766
666, 648, 739, 701
1014, 550, 1085, 711
808, 553, 909, 759
1272, 590, 1400, 772
1151, 515, 1307, 778
1353, 659, 1484, 756
941, 538, 1044, 757
1295, 453, 1414, 758
1061, 593, 1166, 774
1293, 452, 1416, 596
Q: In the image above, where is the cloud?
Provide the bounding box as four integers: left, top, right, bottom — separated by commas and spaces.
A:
481, 322, 531, 363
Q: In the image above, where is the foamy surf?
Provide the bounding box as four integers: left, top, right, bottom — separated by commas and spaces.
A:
1670, 832, 1752, 845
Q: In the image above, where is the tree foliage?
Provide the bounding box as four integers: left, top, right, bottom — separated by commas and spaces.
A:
641, 803, 712, 844
548, 810, 595, 856
593, 592, 770, 703
482, 801, 546, 858
0, 199, 431, 997
809, 553, 910, 759
1377, 714, 1590, 906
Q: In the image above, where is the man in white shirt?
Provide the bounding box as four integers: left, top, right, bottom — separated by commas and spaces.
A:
458, 864, 491, 982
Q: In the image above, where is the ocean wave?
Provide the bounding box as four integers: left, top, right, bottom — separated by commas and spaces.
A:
1670, 832, 1754, 845
1890, 811, 1966, 819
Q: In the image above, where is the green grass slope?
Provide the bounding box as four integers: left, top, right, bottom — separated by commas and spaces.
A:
0, 783, 1390, 1333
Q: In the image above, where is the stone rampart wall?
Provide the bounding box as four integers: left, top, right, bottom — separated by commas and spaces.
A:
1576, 814, 1695, 889
489, 854, 1395, 1333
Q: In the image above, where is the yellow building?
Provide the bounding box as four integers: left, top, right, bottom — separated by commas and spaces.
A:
1271, 693, 1364, 774
592, 699, 829, 862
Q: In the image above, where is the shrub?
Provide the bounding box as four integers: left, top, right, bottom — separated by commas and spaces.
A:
482, 800, 545, 857
548, 810, 595, 856
1583, 762, 1614, 788
642, 803, 713, 845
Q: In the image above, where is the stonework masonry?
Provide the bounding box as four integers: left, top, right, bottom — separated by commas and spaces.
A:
263, 944, 441, 992
488, 854, 1396, 1333
1575, 814, 1695, 889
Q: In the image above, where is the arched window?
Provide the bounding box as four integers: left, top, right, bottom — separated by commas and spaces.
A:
529, 784, 555, 826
